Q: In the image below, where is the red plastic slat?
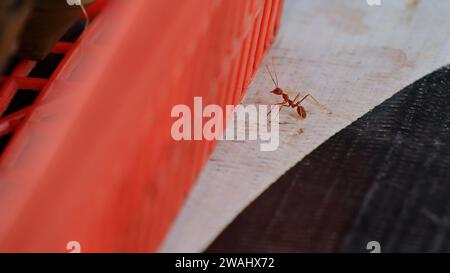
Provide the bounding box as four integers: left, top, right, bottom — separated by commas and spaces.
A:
0, 0, 283, 252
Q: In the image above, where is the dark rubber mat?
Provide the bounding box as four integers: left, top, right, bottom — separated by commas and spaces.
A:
206, 65, 450, 253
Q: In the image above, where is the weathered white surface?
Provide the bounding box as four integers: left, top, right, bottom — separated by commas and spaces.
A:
161, 0, 450, 252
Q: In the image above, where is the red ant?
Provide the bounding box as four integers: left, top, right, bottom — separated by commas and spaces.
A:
265, 59, 324, 119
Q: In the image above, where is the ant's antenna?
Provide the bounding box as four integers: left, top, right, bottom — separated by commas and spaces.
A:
271, 56, 279, 87
265, 64, 278, 88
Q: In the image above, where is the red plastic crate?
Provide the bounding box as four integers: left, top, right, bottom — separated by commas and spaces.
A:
0, 0, 282, 252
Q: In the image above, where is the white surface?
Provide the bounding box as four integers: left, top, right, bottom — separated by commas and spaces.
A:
161, 0, 450, 252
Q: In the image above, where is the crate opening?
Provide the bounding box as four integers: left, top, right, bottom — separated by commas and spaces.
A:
60, 20, 88, 43
0, 133, 13, 156
28, 53, 64, 79
1, 89, 39, 118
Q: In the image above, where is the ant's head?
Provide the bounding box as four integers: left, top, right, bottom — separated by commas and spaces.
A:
271, 87, 283, 95
297, 106, 307, 119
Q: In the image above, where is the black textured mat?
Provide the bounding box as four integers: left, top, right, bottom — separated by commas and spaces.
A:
206, 65, 450, 253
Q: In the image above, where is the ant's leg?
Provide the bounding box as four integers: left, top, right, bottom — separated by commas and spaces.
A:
267, 102, 288, 117
291, 93, 300, 105
275, 104, 291, 120
297, 94, 311, 104
267, 102, 286, 116
269, 104, 289, 121
297, 94, 332, 114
